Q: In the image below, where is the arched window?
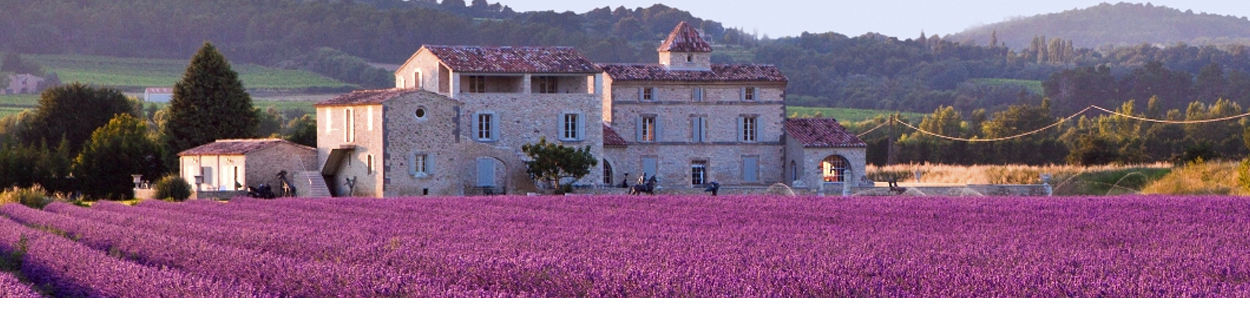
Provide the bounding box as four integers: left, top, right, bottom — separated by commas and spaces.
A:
821, 155, 850, 183
602, 160, 613, 185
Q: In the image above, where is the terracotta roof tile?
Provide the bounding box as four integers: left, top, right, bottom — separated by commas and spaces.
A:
178, 139, 312, 156
603, 123, 627, 147
600, 64, 787, 82
658, 21, 712, 53
425, 46, 601, 73
315, 88, 420, 106
785, 118, 867, 148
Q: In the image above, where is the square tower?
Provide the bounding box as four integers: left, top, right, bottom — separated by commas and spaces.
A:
657, 22, 713, 71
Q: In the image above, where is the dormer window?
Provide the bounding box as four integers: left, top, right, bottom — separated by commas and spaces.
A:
686, 54, 693, 63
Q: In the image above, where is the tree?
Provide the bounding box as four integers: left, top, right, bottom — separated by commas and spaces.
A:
521, 137, 596, 193
21, 82, 137, 154
282, 115, 317, 147
73, 114, 166, 200
162, 42, 259, 156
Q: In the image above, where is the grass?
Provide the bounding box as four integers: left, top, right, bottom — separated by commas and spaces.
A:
867, 163, 1173, 195
29, 55, 357, 90
0, 106, 30, 118
968, 78, 1044, 94
1142, 159, 1246, 195
787, 106, 924, 123
0, 95, 39, 107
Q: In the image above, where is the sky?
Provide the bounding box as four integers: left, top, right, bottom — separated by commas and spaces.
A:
498, 1, 1250, 39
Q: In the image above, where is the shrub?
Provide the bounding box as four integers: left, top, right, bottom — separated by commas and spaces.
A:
0, 185, 52, 209
152, 175, 192, 202
1142, 158, 1241, 195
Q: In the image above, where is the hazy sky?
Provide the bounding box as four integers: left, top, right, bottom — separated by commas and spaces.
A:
499, 1, 1250, 39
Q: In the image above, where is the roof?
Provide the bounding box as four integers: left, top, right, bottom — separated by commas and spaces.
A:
785, 118, 867, 148
603, 123, 627, 147
315, 88, 421, 107
658, 22, 712, 53
145, 87, 173, 94
599, 64, 787, 83
178, 139, 313, 156
423, 45, 601, 74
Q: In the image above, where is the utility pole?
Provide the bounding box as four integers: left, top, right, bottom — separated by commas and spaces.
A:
887, 113, 896, 165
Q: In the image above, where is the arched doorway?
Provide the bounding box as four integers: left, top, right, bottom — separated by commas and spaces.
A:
473, 156, 507, 194
602, 159, 613, 186
820, 155, 850, 183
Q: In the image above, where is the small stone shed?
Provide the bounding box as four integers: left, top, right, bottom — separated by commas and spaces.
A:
177, 139, 317, 193
783, 118, 868, 192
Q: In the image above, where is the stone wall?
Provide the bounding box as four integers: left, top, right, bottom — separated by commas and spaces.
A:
318, 103, 386, 197
381, 90, 466, 197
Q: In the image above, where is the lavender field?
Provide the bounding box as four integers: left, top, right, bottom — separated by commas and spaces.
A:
1, 195, 1248, 297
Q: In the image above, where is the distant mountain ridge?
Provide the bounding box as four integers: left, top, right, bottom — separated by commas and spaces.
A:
948, 2, 1250, 49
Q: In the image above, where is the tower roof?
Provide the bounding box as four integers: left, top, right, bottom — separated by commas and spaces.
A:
657, 22, 712, 53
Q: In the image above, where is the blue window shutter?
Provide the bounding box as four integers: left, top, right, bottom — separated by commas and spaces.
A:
471, 113, 480, 140
739, 87, 745, 101
477, 158, 494, 187
427, 154, 435, 175
654, 116, 663, 142
744, 157, 759, 183
489, 114, 499, 141
643, 157, 657, 179
577, 113, 585, 141
737, 117, 745, 142
635, 117, 643, 142
637, 87, 643, 101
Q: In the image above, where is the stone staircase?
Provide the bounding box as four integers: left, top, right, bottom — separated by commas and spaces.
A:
294, 171, 332, 198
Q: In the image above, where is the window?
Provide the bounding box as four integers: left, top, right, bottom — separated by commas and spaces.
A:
410, 153, 432, 177
639, 116, 656, 142
691, 116, 707, 143
397, 76, 405, 89
367, 107, 373, 131
561, 113, 583, 141
743, 87, 756, 101
344, 108, 355, 143
325, 108, 333, 135
468, 75, 486, 93
367, 155, 375, 175
415, 70, 423, 89
822, 156, 850, 183
691, 160, 707, 185
692, 87, 703, 102
686, 54, 693, 63
415, 107, 427, 119
642, 87, 655, 101
536, 76, 557, 94
476, 113, 494, 141
738, 116, 757, 142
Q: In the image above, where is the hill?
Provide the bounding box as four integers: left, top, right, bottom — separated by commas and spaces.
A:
948, 2, 1250, 49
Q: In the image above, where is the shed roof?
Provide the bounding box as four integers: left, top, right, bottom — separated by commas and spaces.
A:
423, 45, 601, 74
599, 64, 787, 83
785, 118, 867, 148
658, 21, 712, 53
315, 88, 420, 107
603, 123, 627, 147
178, 139, 312, 156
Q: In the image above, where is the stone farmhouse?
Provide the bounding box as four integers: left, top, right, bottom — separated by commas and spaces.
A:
313, 22, 866, 197
3, 73, 43, 95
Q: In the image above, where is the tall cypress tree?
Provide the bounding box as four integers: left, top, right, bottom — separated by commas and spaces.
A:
162, 42, 258, 155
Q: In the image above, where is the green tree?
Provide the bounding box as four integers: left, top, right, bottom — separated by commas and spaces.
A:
21, 82, 138, 154
73, 114, 166, 200
521, 137, 597, 193
162, 42, 259, 156
282, 115, 317, 147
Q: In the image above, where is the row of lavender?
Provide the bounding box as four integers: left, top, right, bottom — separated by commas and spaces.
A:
4, 195, 1250, 297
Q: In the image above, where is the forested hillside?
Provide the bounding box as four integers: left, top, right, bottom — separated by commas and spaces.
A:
949, 2, 1250, 49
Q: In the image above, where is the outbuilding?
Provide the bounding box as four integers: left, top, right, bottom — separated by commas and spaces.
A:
177, 138, 322, 198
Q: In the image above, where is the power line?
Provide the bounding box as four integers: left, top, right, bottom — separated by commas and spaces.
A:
882, 104, 1250, 143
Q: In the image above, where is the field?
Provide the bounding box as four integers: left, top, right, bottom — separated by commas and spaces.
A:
867, 163, 1173, 196
28, 55, 356, 90
787, 106, 924, 123
968, 78, 1045, 94
3, 195, 1249, 298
